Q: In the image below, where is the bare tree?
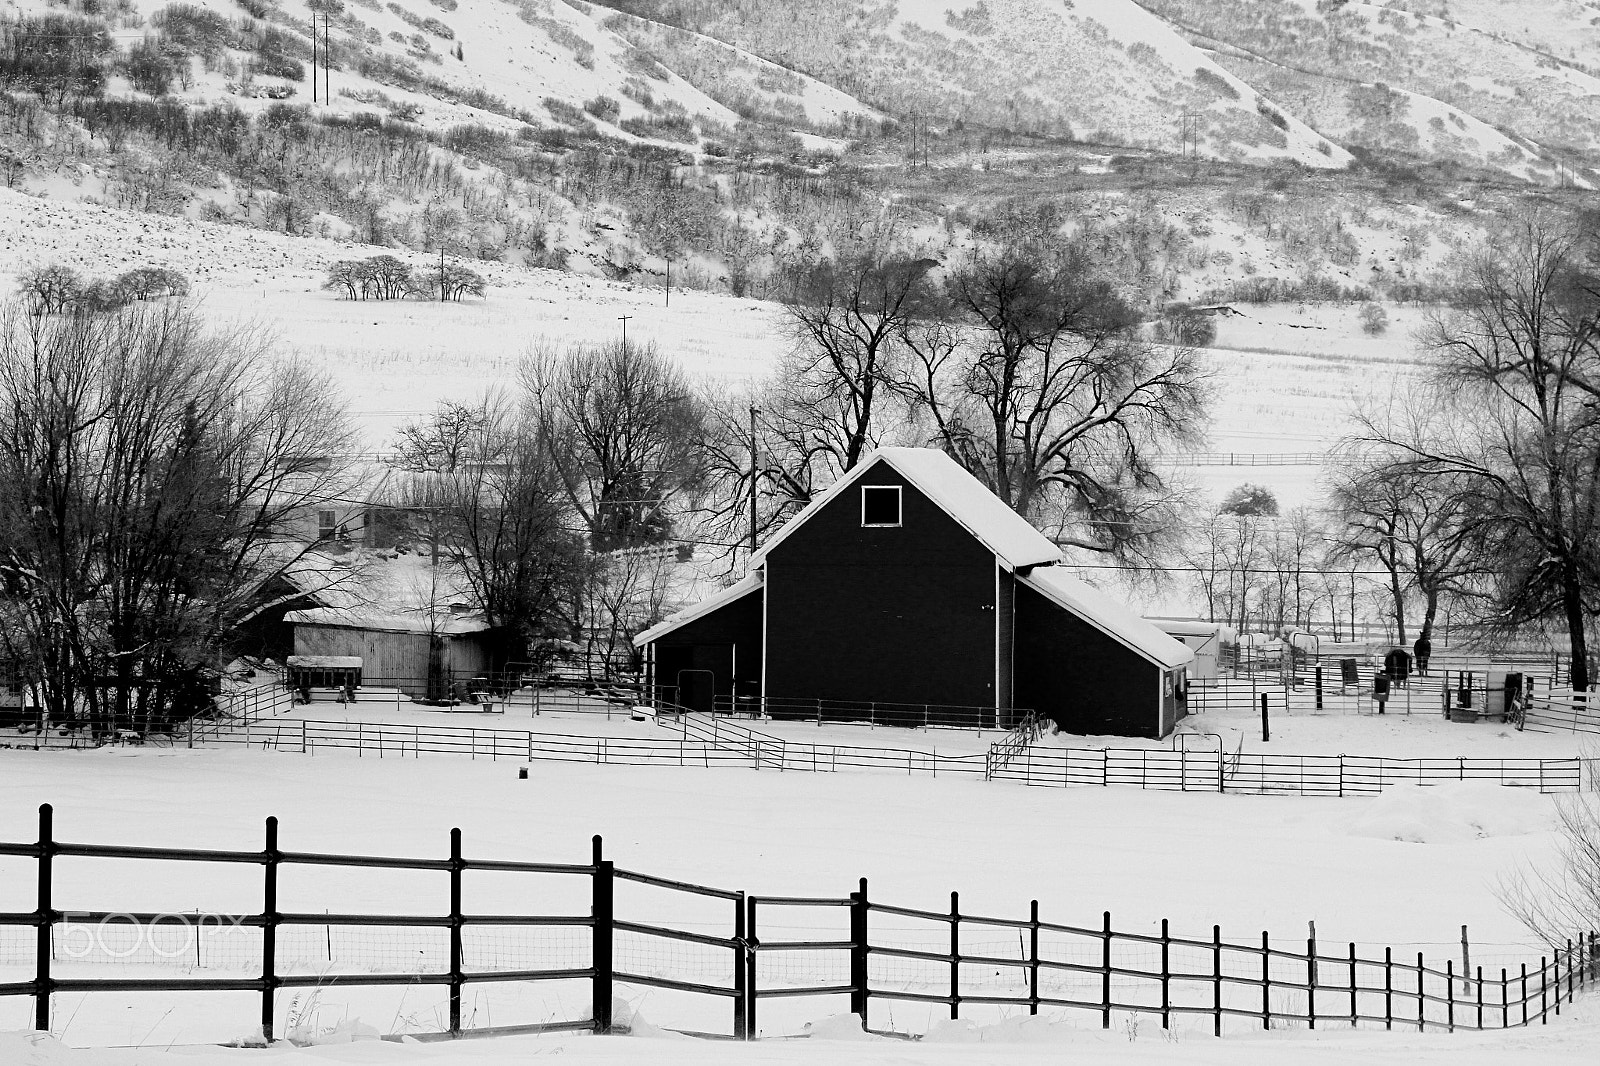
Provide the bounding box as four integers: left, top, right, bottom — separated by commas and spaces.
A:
897, 245, 1209, 559
1356, 212, 1600, 689
0, 301, 354, 734
425, 401, 588, 664
780, 252, 935, 472
1497, 793, 1600, 952
526, 338, 704, 551
1327, 459, 1483, 651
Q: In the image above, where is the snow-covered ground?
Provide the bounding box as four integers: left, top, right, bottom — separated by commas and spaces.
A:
0, 744, 1588, 1052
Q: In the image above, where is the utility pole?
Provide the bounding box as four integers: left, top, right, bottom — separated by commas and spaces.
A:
438, 244, 446, 303
312, 13, 318, 104
323, 12, 331, 104
618, 314, 632, 349
748, 406, 759, 561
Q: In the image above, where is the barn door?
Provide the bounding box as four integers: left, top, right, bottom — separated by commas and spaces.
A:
657, 644, 735, 714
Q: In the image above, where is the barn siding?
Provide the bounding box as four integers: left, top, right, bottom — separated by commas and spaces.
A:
292, 624, 489, 688
1013, 585, 1161, 738
763, 465, 996, 710
650, 586, 764, 712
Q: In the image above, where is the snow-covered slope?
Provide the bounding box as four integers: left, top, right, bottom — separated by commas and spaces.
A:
1142, 0, 1600, 181
584, 0, 1352, 168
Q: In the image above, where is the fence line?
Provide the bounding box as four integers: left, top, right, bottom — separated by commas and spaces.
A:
1522, 692, 1600, 736
0, 805, 1593, 1044
10, 713, 1585, 795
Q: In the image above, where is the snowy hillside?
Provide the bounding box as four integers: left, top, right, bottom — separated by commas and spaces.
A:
1143, 0, 1600, 181
586, 0, 1351, 168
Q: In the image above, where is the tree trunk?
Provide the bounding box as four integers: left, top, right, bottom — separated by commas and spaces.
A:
1562, 562, 1590, 692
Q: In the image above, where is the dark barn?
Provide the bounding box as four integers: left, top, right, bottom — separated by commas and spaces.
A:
637, 448, 1192, 738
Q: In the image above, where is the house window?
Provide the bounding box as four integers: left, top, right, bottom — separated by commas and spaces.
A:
861, 485, 902, 527
317, 510, 338, 539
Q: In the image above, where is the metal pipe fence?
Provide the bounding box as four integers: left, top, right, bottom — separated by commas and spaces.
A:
6, 708, 1586, 796
1, 805, 1593, 1044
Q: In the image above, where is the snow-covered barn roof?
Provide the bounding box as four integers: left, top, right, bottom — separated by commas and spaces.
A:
633, 571, 763, 647
1020, 568, 1195, 670
750, 448, 1063, 572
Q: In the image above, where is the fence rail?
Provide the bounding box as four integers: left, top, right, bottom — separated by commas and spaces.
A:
11, 714, 1585, 796
712, 695, 1029, 731
0, 805, 1593, 1044
1522, 692, 1600, 736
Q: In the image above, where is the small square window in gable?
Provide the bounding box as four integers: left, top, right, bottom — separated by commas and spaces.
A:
861, 485, 902, 527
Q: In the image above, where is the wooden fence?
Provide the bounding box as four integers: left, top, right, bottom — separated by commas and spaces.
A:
0, 805, 1593, 1044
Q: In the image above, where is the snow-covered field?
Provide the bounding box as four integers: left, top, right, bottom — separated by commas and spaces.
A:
0, 742, 1590, 1057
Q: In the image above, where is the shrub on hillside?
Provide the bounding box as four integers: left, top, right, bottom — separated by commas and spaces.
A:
125, 38, 181, 96
1359, 301, 1389, 336
152, 4, 237, 59
584, 95, 621, 123
234, 0, 273, 17
1152, 305, 1217, 348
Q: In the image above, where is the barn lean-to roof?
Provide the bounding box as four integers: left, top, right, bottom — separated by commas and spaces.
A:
1020, 567, 1194, 670
632, 571, 764, 648
750, 447, 1063, 572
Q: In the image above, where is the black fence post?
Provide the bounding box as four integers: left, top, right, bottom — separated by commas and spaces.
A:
1446, 960, 1455, 1031
1262, 931, 1271, 1030
1160, 918, 1170, 1029
592, 835, 613, 1034
948, 891, 960, 1020
1028, 900, 1040, 1017
1306, 932, 1316, 1030
732, 891, 747, 1040
1476, 965, 1484, 1029
849, 878, 868, 1025
1261, 694, 1269, 743
1101, 911, 1112, 1029
1540, 955, 1548, 1024
261, 816, 279, 1043
744, 895, 759, 1038
1315, 666, 1323, 710
448, 827, 463, 1035
1521, 962, 1528, 1026
1211, 925, 1222, 1038
1349, 943, 1357, 1027
33, 803, 53, 1035
1417, 952, 1425, 1031
1384, 947, 1392, 1030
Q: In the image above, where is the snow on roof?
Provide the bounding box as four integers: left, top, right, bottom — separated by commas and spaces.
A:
285, 607, 490, 636
633, 572, 763, 647
286, 655, 363, 670
1021, 568, 1195, 670
751, 448, 1062, 571
1148, 618, 1236, 641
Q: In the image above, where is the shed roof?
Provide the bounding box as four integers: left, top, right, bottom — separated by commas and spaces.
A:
633, 572, 763, 647
285, 606, 491, 636
286, 655, 363, 670
1020, 568, 1195, 670
751, 448, 1062, 572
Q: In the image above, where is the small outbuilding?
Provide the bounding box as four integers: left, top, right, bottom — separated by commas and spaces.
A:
1148, 619, 1234, 683
635, 447, 1193, 738
285, 607, 495, 699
